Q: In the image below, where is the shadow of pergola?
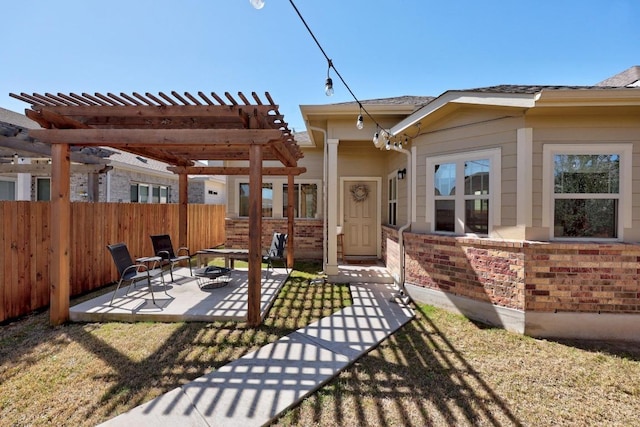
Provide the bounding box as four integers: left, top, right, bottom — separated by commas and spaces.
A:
278, 304, 525, 427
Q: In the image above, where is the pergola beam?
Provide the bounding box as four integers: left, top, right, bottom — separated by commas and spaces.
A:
29, 128, 285, 146
0, 135, 110, 164
166, 166, 307, 176
0, 163, 111, 174
35, 104, 278, 118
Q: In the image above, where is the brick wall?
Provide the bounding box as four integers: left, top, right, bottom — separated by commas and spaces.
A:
391, 232, 640, 315
225, 218, 323, 259
524, 242, 640, 314
402, 233, 526, 310
382, 226, 402, 282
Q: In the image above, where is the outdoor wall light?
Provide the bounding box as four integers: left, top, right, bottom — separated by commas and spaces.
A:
397, 168, 407, 180
249, 0, 265, 9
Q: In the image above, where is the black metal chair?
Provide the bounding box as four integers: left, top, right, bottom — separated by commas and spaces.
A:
150, 234, 192, 282
262, 232, 289, 275
107, 242, 165, 306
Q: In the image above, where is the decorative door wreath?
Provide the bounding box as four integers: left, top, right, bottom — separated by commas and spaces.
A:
350, 183, 369, 203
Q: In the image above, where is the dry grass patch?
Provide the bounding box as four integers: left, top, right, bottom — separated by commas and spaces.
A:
274, 304, 640, 427
0, 261, 350, 427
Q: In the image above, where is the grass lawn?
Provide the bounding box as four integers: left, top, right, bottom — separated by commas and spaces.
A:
1, 260, 639, 426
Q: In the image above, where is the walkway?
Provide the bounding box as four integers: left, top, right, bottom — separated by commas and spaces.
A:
98, 270, 414, 426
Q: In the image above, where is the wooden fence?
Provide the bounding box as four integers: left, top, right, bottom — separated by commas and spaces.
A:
0, 202, 226, 323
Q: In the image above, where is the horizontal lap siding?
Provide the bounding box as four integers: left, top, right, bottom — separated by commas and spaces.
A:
0, 202, 225, 322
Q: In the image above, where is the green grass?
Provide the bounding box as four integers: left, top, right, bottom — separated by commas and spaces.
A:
2, 264, 640, 427
272, 304, 640, 427
0, 260, 349, 426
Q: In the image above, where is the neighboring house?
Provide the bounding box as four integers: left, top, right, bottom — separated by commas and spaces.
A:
263, 65, 638, 342
189, 160, 227, 205
0, 107, 224, 204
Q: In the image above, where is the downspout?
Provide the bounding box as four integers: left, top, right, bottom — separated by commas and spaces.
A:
308, 125, 329, 271
393, 146, 411, 304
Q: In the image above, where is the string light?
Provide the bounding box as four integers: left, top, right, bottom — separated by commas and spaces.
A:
324, 60, 334, 96
255, 0, 410, 149
324, 77, 334, 96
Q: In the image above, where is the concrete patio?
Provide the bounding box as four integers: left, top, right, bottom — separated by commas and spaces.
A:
70, 267, 290, 323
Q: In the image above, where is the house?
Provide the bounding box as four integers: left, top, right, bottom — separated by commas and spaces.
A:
0, 107, 224, 204
229, 66, 640, 341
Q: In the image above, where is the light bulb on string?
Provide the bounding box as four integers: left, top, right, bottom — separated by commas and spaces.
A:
324, 60, 334, 96
249, 0, 265, 9
324, 77, 334, 96
356, 113, 364, 130
372, 131, 379, 144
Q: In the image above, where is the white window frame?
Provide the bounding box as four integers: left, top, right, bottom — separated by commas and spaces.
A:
236, 178, 322, 219
388, 172, 398, 226
158, 186, 169, 203
542, 143, 632, 241
426, 148, 501, 236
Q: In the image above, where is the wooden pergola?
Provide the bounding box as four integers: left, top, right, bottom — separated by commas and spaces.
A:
10, 90, 305, 327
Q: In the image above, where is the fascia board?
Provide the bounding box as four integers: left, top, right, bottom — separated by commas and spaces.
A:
534, 88, 640, 106
390, 91, 535, 136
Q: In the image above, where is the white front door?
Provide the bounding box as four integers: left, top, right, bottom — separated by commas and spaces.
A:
343, 180, 378, 256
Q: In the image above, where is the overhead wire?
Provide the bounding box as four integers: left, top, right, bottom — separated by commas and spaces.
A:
287, 0, 392, 139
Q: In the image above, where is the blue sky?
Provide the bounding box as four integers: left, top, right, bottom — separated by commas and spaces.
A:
1, 0, 638, 131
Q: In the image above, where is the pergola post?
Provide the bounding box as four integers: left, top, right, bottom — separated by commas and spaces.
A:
50, 143, 71, 326
287, 174, 294, 269
178, 172, 188, 248
247, 144, 263, 327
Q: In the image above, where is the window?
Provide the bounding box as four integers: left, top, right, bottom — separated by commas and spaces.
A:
131, 183, 170, 203
388, 173, 397, 226
139, 184, 150, 203
543, 144, 631, 240
36, 178, 51, 201
239, 182, 273, 217
152, 186, 169, 203
0, 180, 15, 200
159, 186, 168, 203
130, 183, 149, 203
426, 148, 500, 235
283, 183, 318, 218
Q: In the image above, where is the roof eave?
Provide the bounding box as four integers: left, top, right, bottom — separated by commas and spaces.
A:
534, 88, 640, 106
390, 90, 536, 136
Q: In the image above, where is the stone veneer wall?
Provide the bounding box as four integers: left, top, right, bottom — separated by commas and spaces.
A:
383, 230, 640, 315
225, 218, 324, 259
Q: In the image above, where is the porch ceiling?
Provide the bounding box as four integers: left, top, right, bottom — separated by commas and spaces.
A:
9, 91, 304, 172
